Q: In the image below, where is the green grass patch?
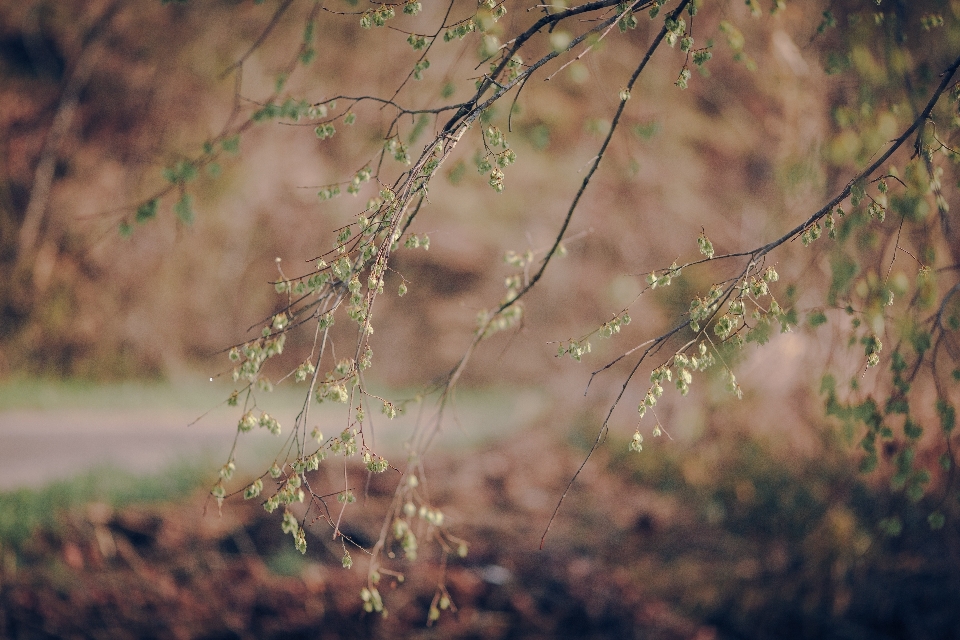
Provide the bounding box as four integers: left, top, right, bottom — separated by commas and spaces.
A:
0, 376, 290, 412
0, 460, 209, 551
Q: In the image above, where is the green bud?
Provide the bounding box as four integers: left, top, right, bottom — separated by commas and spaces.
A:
243, 478, 263, 499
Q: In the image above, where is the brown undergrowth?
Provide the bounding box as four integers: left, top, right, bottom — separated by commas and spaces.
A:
2, 426, 958, 640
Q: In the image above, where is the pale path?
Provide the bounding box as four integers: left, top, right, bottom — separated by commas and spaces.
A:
0, 409, 237, 490
0, 385, 546, 491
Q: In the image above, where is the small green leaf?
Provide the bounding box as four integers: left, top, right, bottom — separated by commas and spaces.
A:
937, 399, 955, 433
220, 135, 240, 154
136, 199, 159, 223
906, 482, 925, 503
939, 452, 952, 471
808, 310, 828, 328
174, 193, 194, 224
911, 331, 931, 355
878, 516, 902, 537
817, 10, 837, 34
903, 419, 922, 439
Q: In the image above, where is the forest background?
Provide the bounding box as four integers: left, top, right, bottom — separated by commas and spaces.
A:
1, 0, 960, 638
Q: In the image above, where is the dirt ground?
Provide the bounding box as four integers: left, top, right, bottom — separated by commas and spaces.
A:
2, 425, 959, 640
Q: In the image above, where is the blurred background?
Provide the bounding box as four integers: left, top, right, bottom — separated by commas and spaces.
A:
2, 0, 960, 638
